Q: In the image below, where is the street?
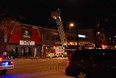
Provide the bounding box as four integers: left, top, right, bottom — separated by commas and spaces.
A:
0, 57, 74, 78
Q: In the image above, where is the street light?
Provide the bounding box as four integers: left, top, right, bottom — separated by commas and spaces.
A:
97, 32, 100, 34
69, 23, 74, 27
69, 22, 75, 31
69, 22, 79, 49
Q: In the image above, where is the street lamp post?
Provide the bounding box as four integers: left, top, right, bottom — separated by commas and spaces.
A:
76, 23, 79, 49
69, 22, 79, 49
69, 22, 75, 32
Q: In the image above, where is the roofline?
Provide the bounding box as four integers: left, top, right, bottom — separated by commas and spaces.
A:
21, 23, 58, 31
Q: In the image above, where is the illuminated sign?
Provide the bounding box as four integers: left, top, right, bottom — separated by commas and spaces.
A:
19, 40, 35, 45
66, 42, 77, 45
21, 28, 31, 39
78, 34, 86, 38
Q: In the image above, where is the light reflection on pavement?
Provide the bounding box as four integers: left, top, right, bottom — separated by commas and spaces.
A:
0, 71, 74, 78
0, 73, 32, 78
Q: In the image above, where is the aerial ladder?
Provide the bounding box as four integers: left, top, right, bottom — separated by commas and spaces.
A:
51, 9, 67, 50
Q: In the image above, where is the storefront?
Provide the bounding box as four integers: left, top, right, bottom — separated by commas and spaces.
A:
6, 24, 42, 57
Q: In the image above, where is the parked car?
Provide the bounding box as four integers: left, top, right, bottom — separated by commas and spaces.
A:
0, 55, 14, 74
65, 49, 116, 78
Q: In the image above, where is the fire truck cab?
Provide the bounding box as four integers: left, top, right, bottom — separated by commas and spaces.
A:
47, 46, 67, 58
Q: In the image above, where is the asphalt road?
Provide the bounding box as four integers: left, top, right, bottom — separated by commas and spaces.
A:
0, 57, 74, 78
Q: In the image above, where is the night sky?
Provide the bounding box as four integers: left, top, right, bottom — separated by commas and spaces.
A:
0, 0, 116, 37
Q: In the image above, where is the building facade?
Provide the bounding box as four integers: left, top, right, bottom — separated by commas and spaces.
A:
4, 23, 94, 58
41, 28, 61, 57
6, 24, 43, 57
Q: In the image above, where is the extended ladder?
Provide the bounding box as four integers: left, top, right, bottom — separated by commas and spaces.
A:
51, 9, 67, 48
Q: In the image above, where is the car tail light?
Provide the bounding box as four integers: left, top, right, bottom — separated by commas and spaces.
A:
0, 58, 2, 62
66, 60, 70, 67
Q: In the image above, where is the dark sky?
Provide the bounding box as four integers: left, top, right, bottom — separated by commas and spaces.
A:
0, 0, 116, 37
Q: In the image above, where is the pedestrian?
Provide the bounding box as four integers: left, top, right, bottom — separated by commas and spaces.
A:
10, 50, 15, 59
3, 51, 8, 59
25, 47, 29, 58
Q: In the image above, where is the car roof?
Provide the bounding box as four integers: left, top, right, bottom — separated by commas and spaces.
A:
71, 49, 116, 60
72, 49, 116, 56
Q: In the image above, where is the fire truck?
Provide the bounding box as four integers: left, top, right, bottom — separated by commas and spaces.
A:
48, 9, 67, 57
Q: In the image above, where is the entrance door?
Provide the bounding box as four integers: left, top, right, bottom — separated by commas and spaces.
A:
21, 47, 31, 57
